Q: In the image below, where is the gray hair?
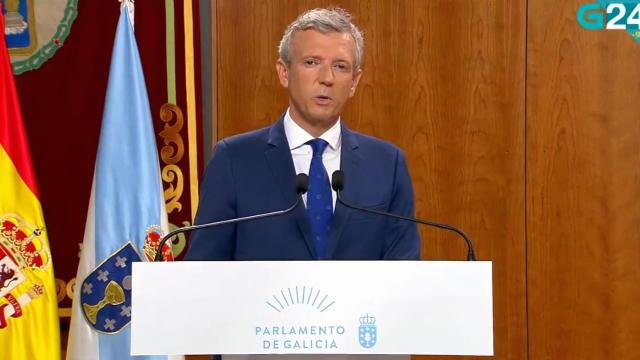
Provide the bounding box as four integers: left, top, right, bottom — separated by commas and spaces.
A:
278, 8, 364, 71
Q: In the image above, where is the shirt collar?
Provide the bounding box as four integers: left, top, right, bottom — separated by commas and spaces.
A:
283, 108, 341, 151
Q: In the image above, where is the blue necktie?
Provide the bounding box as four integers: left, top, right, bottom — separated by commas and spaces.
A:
306, 139, 333, 259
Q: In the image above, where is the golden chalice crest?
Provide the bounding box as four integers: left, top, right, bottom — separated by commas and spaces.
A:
82, 280, 125, 325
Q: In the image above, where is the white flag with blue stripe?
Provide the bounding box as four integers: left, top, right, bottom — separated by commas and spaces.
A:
67, 2, 182, 359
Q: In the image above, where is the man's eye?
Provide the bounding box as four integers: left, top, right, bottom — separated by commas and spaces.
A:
304, 59, 317, 65
334, 63, 349, 71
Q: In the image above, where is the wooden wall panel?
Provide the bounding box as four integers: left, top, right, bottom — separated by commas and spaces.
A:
527, 1, 640, 359
348, 2, 526, 358
216, 1, 526, 359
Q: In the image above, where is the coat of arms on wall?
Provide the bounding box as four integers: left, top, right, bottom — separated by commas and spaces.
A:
2, 0, 78, 74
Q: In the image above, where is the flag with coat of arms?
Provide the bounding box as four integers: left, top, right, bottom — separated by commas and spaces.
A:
0, 10, 61, 360
66, 1, 181, 359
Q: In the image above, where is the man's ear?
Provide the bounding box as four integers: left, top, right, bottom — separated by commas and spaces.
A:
276, 59, 289, 88
349, 68, 363, 98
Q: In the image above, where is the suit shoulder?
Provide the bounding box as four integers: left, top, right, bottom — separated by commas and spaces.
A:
208, 126, 271, 165
348, 130, 404, 157
219, 126, 270, 149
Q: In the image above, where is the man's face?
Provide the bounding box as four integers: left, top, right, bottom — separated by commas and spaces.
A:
276, 30, 362, 132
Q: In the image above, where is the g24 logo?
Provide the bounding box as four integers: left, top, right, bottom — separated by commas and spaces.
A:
578, 1, 640, 30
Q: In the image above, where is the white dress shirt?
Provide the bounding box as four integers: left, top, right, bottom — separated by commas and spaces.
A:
283, 108, 341, 210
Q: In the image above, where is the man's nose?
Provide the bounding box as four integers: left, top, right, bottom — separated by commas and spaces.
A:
318, 64, 335, 85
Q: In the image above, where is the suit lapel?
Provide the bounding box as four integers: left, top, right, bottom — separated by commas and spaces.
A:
264, 117, 316, 259
327, 125, 361, 258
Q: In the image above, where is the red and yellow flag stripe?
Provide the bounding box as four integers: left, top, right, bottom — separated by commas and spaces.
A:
0, 12, 61, 360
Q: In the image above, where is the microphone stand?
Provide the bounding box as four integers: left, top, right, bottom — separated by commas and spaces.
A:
336, 192, 476, 261
153, 198, 303, 261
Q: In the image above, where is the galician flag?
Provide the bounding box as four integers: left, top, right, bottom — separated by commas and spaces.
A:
66, 2, 180, 359
0, 10, 61, 360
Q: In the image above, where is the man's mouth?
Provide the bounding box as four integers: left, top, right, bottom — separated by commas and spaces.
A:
314, 95, 332, 104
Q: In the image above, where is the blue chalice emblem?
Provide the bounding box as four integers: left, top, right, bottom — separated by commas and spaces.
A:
358, 314, 377, 348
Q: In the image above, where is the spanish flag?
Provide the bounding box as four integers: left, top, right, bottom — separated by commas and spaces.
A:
0, 12, 62, 360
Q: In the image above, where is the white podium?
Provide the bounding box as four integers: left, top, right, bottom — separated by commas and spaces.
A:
131, 261, 493, 356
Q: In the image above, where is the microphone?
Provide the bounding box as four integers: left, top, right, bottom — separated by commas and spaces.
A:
153, 173, 309, 261
331, 170, 477, 261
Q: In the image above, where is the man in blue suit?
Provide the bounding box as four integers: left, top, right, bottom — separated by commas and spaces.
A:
185, 8, 420, 261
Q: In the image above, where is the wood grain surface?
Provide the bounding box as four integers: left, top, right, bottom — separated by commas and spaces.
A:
527, 0, 640, 359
